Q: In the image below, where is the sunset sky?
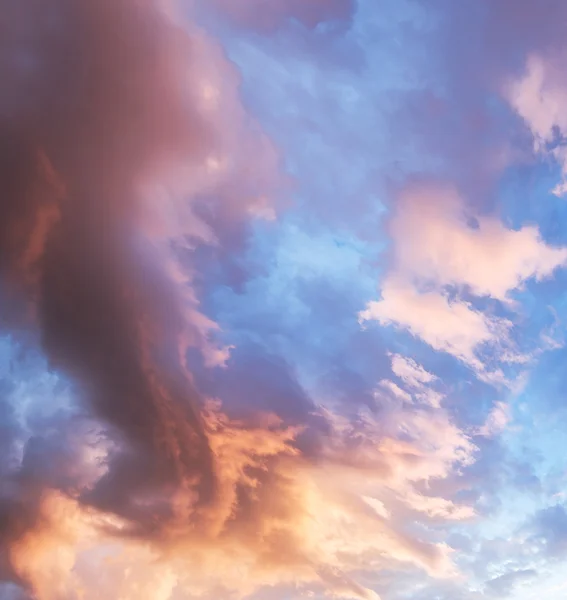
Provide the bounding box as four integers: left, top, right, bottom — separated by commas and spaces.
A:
3, 1, 567, 599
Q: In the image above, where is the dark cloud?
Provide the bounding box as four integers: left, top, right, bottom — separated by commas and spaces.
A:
0, 382, 22, 478
0, 2, 320, 595
0, 0, 219, 581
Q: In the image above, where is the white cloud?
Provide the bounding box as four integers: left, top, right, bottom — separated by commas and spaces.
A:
360, 184, 565, 380
391, 354, 436, 388
476, 401, 510, 438
360, 276, 510, 377
508, 54, 567, 196
391, 184, 567, 300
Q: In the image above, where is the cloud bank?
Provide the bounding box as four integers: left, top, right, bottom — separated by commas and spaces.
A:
3, 1, 567, 600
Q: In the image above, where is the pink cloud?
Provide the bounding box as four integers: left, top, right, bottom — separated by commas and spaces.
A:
389, 355, 442, 407
360, 182, 566, 378
390, 355, 436, 389
476, 401, 511, 438
360, 276, 510, 376
391, 183, 567, 300
507, 53, 567, 195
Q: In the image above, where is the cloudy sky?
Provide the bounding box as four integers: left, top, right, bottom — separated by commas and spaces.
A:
3, 1, 567, 599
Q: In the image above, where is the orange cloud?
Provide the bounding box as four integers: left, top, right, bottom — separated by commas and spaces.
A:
3, 392, 475, 600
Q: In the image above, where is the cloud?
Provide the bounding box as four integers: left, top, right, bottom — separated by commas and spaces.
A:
360, 182, 566, 381
389, 355, 441, 407
5, 0, 567, 599
0, 0, 298, 595
0, 337, 477, 600
360, 276, 510, 377
507, 54, 567, 196
476, 401, 510, 438
484, 569, 537, 597
391, 183, 567, 301
0, 0, 285, 472
390, 355, 436, 389
527, 504, 567, 558
0, 3, 484, 599
0, 395, 476, 600
202, 0, 355, 32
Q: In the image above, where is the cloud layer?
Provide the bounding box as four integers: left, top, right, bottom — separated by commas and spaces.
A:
3, 1, 567, 600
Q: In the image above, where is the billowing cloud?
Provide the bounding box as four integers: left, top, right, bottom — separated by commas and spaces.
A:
0, 1, 485, 599
0, 0, 292, 595
0, 386, 477, 599
4, 0, 567, 599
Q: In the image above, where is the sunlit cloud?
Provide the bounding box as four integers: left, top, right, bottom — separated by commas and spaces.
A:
3, 1, 567, 599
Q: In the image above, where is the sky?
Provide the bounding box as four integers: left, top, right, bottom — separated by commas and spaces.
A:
4, 0, 567, 599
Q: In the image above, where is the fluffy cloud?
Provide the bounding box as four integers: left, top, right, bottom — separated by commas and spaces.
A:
391, 183, 567, 301
360, 183, 565, 380
360, 277, 510, 375
1, 392, 476, 600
